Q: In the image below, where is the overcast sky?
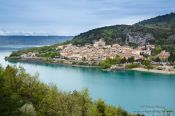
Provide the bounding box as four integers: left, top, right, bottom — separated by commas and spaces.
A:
0, 0, 174, 35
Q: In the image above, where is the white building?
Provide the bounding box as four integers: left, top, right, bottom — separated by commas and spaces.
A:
93, 39, 106, 48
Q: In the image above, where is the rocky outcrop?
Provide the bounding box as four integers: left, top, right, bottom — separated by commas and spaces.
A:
126, 32, 155, 45
19, 103, 36, 116
168, 34, 175, 44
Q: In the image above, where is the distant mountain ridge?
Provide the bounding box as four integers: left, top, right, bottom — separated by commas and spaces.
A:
0, 30, 71, 36
71, 12, 175, 50
0, 36, 73, 46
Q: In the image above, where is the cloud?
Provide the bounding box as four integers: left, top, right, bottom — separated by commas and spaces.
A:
0, 0, 174, 35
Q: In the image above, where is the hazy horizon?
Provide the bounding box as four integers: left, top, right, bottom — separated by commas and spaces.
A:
0, 0, 175, 36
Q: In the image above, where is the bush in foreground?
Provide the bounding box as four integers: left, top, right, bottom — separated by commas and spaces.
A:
0, 65, 135, 116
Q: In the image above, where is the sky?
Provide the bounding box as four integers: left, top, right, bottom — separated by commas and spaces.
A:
0, 0, 175, 36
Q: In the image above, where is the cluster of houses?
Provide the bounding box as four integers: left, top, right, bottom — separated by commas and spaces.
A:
21, 52, 36, 59
59, 39, 144, 63
19, 39, 171, 65
57, 39, 170, 64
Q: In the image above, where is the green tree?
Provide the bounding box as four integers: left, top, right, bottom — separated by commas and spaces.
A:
99, 56, 122, 69
99, 60, 111, 69
168, 52, 175, 64
127, 57, 135, 63
142, 60, 153, 69
154, 57, 161, 63
96, 99, 106, 116
151, 47, 162, 56
120, 57, 127, 64
0, 65, 134, 116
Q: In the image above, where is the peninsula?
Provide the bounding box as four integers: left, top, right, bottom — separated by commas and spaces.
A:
7, 13, 175, 74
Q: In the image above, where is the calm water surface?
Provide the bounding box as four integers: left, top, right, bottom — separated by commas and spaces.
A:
0, 37, 174, 112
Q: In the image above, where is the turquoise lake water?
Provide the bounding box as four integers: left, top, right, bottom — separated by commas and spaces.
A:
0, 36, 174, 113
0, 50, 175, 113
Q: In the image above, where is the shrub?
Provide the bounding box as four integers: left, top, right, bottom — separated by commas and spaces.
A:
99, 60, 111, 69
0, 65, 133, 116
99, 56, 122, 69
120, 57, 127, 64
142, 60, 151, 66
126, 63, 140, 69
142, 60, 153, 69
127, 57, 135, 63
151, 47, 162, 56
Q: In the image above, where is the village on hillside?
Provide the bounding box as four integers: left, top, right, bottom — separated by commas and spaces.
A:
20, 39, 171, 65
6, 39, 175, 74
56, 39, 169, 64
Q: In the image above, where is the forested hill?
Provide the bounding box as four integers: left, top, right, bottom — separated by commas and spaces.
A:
71, 12, 175, 51
135, 12, 175, 30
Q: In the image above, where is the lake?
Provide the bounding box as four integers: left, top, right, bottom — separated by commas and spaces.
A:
0, 36, 175, 113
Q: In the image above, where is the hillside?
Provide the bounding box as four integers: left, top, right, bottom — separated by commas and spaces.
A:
71, 13, 175, 51
135, 12, 175, 30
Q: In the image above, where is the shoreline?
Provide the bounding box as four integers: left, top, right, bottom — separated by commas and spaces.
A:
7, 58, 175, 75
6, 58, 99, 69
131, 68, 175, 75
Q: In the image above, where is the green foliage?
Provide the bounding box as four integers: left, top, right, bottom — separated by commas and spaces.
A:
136, 114, 145, 116
72, 25, 130, 46
99, 61, 111, 69
136, 12, 175, 30
127, 57, 135, 63
126, 63, 140, 69
96, 99, 106, 116
44, 52, 59, 58
8, 13, 175, 62
99, 56, 122, 69
128, 43, 138, 49
168, 52, 175, 64
78, 62, 88, 65
71, 12, 175, 50
0, 65, 133, 116
95, 99, 131, 116
142, 60, 151, 66
151, 47, 162, 56
153, 57, 161, 62
9, 45, 60, 59
142, 60, 153, 69
120, 57, 127, 64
